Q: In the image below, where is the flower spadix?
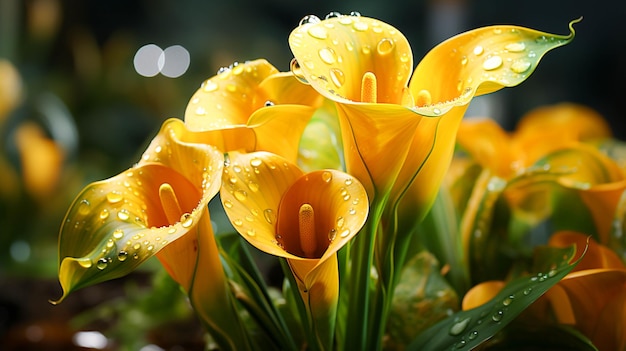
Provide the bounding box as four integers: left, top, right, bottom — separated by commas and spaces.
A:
54, 118, 223, 302
220, 151, 368, 343
184, 59, 323, 162
289, 13, 578, 221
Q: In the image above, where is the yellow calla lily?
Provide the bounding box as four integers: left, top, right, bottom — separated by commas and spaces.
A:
289, 14, 577, 219
220, 151, 369, 349
55, 118, 251, 350
184, 59, 324, 162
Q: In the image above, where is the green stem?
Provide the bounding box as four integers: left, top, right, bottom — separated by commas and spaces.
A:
344, 199, 385, 350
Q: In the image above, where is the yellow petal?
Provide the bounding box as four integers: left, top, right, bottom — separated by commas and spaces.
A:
55, 119, 224, 303
461, 280, 505, 310
277, 169, 368, 263
221, 151, 304, 258
549, 232, 626, 271
457, 117, 516, 178
515, 102, 612, 142
556, 269, 626, 338
592, 289, 626, 351
255, 71, 323, 107
184, 59, 279, 130
335, 103, 422, 198
289, 15, 413, 104
410, 19, 578, 104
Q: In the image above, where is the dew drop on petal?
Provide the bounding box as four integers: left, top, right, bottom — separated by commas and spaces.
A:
235, 189, 248, 201
339, 228, 350, 238
250, 157, 262, 167
308, 26, 328, 40
224, 199, 233, 208
329, 68, 345, 88
328, 229, 337, 241
376, 38, 395, 55
107, 191, 123, 204
322, 171, 333, 183
96, 258, 108, 270
246, 229, 256, 237
99, 209, 110, 220
505, 42, 526, 52
263, 209, 275, 224
117, 209, 130, 221
112, 229, 124, 240
492, 310, 504, 322
353, 21, 368, 31
180, 213, 193, 228
473, 45, 484, 56
299, 15, 321, 26
318, 48, 336, 64
511, 59, 531, 73
482, 56, 503, 71
233, 219, 244, 227
117, 251, 128, 261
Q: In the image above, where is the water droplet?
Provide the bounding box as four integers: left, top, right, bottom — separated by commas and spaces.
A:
233, 165, 242, 173
328, 229, 337, 241
455, 340, 467, 349
264, 100, 275, 107
322, 171, 333, 183
106, 239, 115, 248
235, 189, 248, 201
203, 80, 218, 92
250, 157, 263, 167
449, 317, 471, 336
461, 56, 468, 66
308, 26, 328, 40
492, 310, 503, 322
548, 269, 557, 277
511, 59, 531, 73
180, 213, 193, 228
376, 38, 395, 55
77, 258, 92, 268
246, 229, 256, 236
99, 209, 110, 220
318, 47, 336, 64
336, 216, 345, 228
96, 258, 108, 270
117, 251, 128, 261
473, 45, 484, 56
468, 330, 478, 340
263, 209, 275, 224
339, 228, 350, 238
523, 287, 532, 295
224, 200, 233, 208
349, 208, 356, 215
299, 15, 321, 26
107, 191, 123, 204
502, 295, 514, 306
353, 21, 368, 32
482, 56, 503, 71
329, 68, 345, 88
505, 42, 526, 52
233, 219, 243, 226
349, 11, 361, 17
78, 199, 91, 215
195, 106, 206, 116
112, 229, 124, 240
432, 108, 442, 115
117, 209, 130, 221
290, 59, 309, 84
361, 45, 371, 55
400, 53, 410, 63
325, 11, 341, 19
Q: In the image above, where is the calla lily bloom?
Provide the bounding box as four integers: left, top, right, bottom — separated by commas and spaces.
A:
289, 14, 577, 223
220, 151, 369, 349
55, 118, 252, 350
184, 59, 323, 163
463, 231, 626, 351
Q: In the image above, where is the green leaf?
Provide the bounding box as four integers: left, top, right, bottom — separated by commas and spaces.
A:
479, 320, 598, 350
407, 244, 581, 351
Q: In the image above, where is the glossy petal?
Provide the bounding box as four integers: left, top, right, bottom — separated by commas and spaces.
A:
461, 280, 505, 310
289, 15, 413, 104
184, 59, 279, 130
55, 119, 223, 302
548, 231, 625, 272
410, 19, 579, 102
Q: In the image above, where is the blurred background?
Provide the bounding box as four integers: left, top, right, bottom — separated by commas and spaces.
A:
0, 0, 623, 350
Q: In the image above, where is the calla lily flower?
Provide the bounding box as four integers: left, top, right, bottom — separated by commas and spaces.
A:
289, 14, 578, 224
463, 231, 626, 350
220, 150, 369, 349
55, 118, 252, 350
184, 59, 323, 162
